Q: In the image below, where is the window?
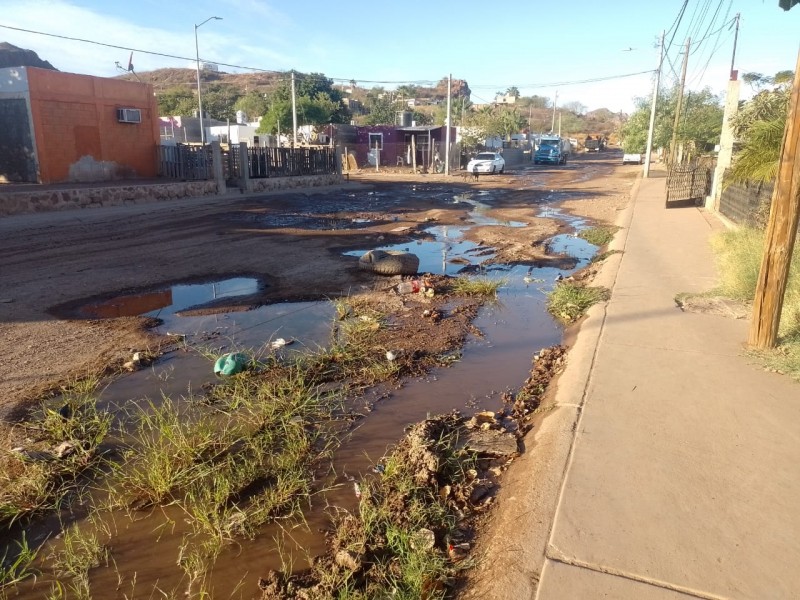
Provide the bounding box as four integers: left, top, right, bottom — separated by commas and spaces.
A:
368, 133, 383, 150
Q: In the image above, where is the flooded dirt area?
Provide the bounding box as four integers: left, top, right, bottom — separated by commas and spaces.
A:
0, 152, 635, 599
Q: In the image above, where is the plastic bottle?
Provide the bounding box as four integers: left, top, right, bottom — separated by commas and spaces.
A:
397, 279, 421, 294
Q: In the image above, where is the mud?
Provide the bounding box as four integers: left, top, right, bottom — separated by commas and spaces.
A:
0, 152, 636, 599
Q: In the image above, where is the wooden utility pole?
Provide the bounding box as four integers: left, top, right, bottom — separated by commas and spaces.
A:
748, 49, 800, 349
669, 38, 690, 165
644, 31, 665, 178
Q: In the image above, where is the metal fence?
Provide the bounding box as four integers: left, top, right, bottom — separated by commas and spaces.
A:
159, 144, 337, 182
158, 144, 212, 180
244, 146, 337, 178
665, 163, 711, 208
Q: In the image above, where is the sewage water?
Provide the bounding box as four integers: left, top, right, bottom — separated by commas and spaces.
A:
13, 190, 599, 599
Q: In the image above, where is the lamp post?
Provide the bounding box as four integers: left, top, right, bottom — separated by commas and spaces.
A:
194, 16, 222, 145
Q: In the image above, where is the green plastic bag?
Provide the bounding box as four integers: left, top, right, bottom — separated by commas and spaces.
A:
213, 352, 249, 377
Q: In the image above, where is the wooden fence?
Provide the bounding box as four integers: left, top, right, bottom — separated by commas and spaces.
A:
158, 144, 212, 180
159, 144, 337, 182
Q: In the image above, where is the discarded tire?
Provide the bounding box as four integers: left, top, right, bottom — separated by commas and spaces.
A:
358, 250, 420, 276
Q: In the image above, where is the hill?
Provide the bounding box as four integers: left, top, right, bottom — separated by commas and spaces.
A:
116, 67, 283, 94
0, 42, 57, 70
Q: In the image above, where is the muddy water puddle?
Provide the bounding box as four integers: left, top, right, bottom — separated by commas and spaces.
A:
10, 186, 600, 599
81, 278, 261, 320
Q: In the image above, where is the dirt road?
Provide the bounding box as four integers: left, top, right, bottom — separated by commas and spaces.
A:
0, 152, 634, 418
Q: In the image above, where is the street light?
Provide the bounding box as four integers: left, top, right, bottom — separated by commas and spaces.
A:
194, 16, 222, 145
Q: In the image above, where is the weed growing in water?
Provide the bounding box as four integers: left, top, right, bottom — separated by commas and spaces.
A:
547, 281, 610, 322
260, 414, 479, 599
590, 249, 622, 264
0, 534, 39, 593
450, 276, 505, 297
1, 377, 111, 527
578, 226, 617, 247
49, 517, 110, 600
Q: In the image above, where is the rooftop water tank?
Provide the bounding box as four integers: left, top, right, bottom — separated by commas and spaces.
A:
395, 111, 412, 127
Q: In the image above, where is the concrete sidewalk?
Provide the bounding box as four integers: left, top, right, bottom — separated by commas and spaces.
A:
536, 176, 800, 599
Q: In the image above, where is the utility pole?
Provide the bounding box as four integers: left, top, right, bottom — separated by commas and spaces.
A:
445, 74, 452, 175
748, 49, 800, 349
729, 13, 740, 78
291, 71, 298, 148
669, 38, 690, 165
644, 31, 665, 178
551, 90, 558, 132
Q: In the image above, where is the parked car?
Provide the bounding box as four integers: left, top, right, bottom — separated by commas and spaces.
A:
622, 153, 643, 165
467, 152, 505, 174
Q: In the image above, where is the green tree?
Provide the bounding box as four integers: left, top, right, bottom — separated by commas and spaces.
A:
200, 84, 242, 121
157, 87, 196, 116
259, 71, 351, 131
234, 92, 269, 122
363, 94, 400, 125
619, 85, 723, 155
506, 86, 520, 99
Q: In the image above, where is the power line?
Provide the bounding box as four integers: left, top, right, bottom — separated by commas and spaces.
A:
0, 22, 441, 86
469, 69, 655, 90
1, 21, 655, 100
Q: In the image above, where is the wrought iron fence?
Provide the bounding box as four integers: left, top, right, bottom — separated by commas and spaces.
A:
665, 164, 711, 208
245, 146, 337, 178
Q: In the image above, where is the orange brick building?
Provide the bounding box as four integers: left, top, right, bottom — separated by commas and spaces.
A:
0, 66, 159, 183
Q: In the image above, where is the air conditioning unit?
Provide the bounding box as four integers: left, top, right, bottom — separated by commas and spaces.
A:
117, 108, 142, 124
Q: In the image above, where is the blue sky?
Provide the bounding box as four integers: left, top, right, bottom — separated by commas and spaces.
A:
0, 0, 797, 113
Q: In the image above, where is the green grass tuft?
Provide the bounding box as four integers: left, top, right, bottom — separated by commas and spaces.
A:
578, 226, 617, 247
450, 276, 505, 297
547, 282, 610, 322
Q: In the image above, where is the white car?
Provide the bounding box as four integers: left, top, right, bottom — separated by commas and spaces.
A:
467, 152, 505, 174
622, 153, 643, 165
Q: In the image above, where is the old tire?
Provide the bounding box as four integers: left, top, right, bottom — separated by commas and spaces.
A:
359, 250, 420, 276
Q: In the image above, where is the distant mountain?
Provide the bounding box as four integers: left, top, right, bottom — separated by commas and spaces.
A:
116, 68, 282, 93
0, 42, 57, 70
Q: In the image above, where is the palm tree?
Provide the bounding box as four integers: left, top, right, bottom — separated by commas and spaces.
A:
728, 77, 792, 184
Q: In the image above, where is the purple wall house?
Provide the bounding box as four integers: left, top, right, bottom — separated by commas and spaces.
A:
333, 124, 456, 171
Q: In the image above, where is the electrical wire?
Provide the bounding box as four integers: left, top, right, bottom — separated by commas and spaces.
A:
0, 21, 655, 99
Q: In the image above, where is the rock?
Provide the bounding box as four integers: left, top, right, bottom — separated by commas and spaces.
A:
474, 411, 497, 424
439, 485, 451, 501
459, 429, 519, 457
335, 550, 360, 572
411, 528, 436, 551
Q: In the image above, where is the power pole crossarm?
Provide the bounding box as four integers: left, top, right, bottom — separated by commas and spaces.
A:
748, 49, 800, 349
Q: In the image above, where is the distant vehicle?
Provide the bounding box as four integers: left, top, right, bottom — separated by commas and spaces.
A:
622, 153, 643, 165
467, 152, 505, 174
534, 135, 570, 165
584, 135, 606, 152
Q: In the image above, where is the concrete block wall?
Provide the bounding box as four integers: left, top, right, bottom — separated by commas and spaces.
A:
718, 176, 773, 227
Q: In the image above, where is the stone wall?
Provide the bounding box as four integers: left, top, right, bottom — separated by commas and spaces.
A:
248, 173, 340, 193
0, 174, 343, 217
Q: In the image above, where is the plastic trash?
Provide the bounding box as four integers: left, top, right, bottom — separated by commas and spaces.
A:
397, 279, 421, 294
214, 352, 249, 377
